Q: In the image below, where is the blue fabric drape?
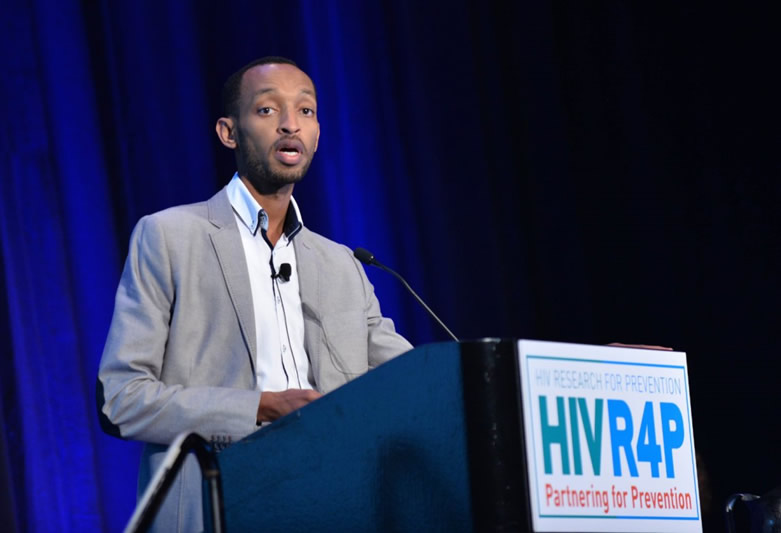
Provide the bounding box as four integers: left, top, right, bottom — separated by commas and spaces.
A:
1, 1, 134, 530
2, 1, 780, 531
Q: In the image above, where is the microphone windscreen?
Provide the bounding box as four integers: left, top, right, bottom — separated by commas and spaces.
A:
353, 247, 376, 265
279, 263, 292, 281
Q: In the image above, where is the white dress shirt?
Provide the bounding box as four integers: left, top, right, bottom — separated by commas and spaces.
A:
226, 174, 314, 392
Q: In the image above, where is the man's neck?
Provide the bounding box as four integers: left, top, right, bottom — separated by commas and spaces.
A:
240, 176, 293, 247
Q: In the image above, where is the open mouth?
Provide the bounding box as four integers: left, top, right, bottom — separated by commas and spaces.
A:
274, 139, 304, 165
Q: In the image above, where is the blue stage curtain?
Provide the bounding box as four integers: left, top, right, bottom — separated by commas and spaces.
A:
2, 1, 780, 531
1, 1, 136, 531
1, 1, 453, 530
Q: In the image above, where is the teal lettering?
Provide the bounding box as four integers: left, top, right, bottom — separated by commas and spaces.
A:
608, 399, 638, 477
660, 402, 684, 478
636, 401, 662, 477
577, 398, 603, 475
568, 398, 583, 474
540, 395, 570, 475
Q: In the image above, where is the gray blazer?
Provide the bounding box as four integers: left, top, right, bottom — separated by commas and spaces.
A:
98, 186, 412, 531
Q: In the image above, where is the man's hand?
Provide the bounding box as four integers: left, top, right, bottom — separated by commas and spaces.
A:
608, 342, 673, 351
256, 389, 322, 423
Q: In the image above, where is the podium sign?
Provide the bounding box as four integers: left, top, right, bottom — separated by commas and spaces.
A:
517, 340, 701, 532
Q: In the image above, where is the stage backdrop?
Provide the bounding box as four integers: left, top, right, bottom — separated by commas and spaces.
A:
1, 1, 779, 532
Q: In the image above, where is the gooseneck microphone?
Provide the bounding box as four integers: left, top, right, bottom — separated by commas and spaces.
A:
353, 247, 459, 342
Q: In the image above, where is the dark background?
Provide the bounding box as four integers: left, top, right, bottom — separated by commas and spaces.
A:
1, 1, 779, 531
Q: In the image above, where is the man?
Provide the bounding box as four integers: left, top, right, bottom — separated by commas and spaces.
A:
98, 56, 412, 532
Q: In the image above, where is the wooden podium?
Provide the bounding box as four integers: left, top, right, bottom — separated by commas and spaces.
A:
216, 339, 530, 532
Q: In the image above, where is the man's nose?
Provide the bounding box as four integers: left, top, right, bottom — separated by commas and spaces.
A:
277, 109, 300, 135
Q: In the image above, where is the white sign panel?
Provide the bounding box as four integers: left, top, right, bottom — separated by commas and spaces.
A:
517, 340, 701, 532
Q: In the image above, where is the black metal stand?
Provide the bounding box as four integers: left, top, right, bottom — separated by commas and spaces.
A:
124, 433, 225, 533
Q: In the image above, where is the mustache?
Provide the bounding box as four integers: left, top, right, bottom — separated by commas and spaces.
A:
273, 136, 305, 154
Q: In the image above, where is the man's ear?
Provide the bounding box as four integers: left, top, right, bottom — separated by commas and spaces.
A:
216, 117, 237, 149
314, 124, 320, 153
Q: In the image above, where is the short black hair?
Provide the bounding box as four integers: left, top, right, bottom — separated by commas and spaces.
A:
221, 56, 301, 118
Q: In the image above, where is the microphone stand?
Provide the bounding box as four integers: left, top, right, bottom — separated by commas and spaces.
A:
354, 248, 459, 342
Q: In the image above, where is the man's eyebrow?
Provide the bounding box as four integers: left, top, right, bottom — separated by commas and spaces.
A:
249, 88, 316, 99
250, 88, 276, 99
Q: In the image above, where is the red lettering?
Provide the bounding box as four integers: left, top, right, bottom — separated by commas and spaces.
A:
629, 485, 694, 511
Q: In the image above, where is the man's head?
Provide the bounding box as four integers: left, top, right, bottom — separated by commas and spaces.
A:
216, 57, 320, 195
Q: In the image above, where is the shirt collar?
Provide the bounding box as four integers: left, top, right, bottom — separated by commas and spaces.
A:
226, 173, 303, 239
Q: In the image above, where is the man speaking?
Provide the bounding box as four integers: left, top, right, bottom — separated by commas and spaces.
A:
98, 56, 412, 531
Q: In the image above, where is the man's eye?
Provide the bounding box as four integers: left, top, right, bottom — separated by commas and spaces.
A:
302, 108, 315, 116
257, 107, 273, 115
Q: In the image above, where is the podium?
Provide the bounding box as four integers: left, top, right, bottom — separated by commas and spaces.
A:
129, 339, 699, 532
217, 339, 529, 532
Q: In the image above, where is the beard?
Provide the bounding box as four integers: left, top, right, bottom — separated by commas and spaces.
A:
236, 134, 312, 195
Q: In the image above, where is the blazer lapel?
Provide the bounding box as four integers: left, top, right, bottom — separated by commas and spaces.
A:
207, 188, 257, 374
294, 229, 322, 379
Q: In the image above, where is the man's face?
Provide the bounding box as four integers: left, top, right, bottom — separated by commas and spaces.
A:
233, 63, 320, 194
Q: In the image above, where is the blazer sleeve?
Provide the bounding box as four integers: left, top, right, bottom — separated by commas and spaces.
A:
97, 215, 261, 446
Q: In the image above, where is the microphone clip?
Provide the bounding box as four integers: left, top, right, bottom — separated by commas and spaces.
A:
272, 262, 292, 282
